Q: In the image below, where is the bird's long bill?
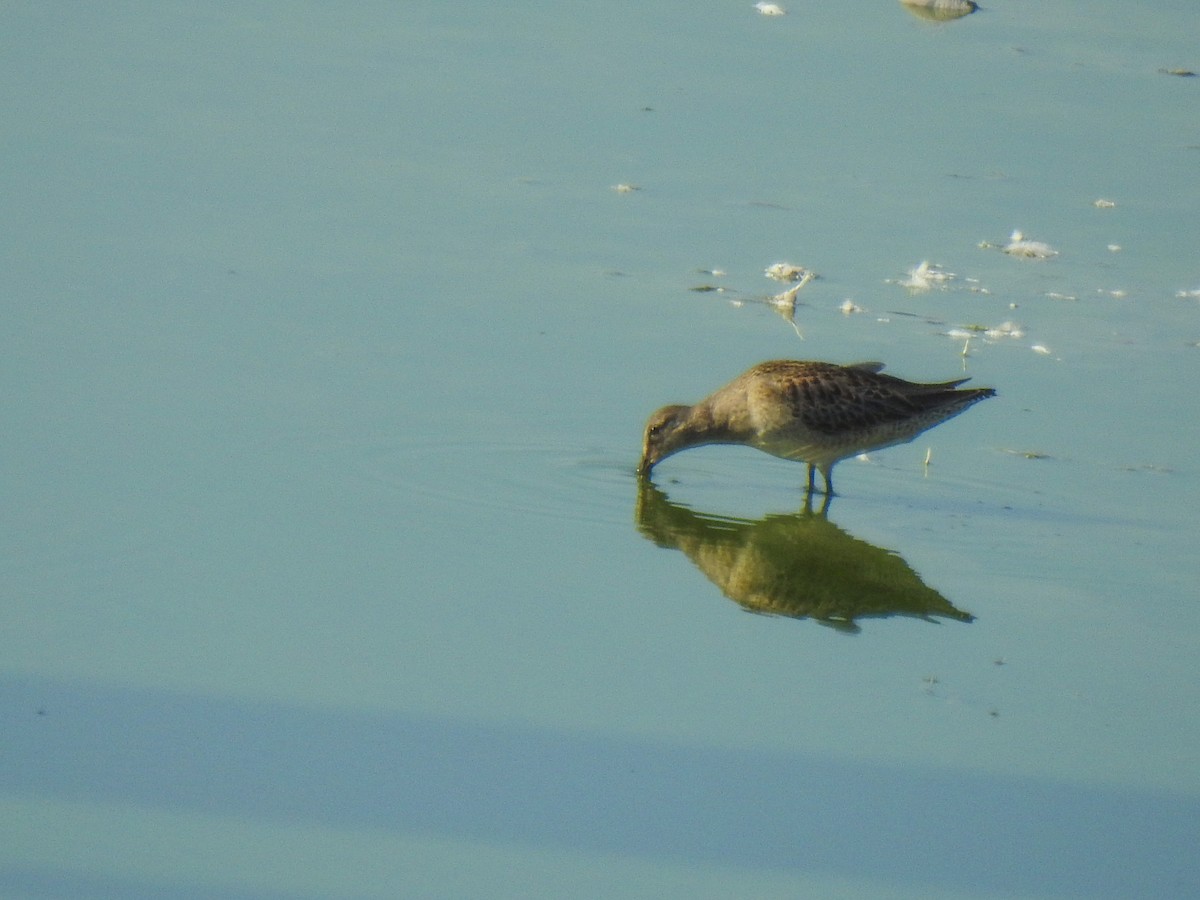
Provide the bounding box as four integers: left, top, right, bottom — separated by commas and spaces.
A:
636, 454, 655, 479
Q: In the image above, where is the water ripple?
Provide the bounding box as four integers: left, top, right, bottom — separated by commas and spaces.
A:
350, 437, 639, 527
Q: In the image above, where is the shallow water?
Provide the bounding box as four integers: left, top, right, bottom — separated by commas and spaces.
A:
4, 2, 1199, 897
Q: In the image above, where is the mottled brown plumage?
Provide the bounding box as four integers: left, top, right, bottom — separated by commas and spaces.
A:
638, 360, 995, 494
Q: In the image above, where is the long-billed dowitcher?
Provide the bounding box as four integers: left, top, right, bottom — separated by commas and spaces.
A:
638, 360, 995, 495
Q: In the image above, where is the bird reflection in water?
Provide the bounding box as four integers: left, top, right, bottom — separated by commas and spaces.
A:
635, 480, 973, 633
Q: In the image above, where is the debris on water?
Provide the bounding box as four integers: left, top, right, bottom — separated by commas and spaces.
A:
1002, 448, 1054, 460
769, 282, 804, 310
948, 324, 1053, 358
839, 298, 864, 315
984, 321, 1025, 340
1158, 67, 1197, 77
1045, 292, 1078, 302
691, 268, 730, 291
1093, 198, 1117, 209
893, 260, 956, 292
611, 183, 640, 194
1107, 244, 1122, 253
1121, 462, 1174, 474
945, 321, 1025, 344
769, 275, 814, 339
764, 262, 814, 283
1101, 289, 1128, 299
767, 289, 805, 339
1004, 230, 1059, 259
900, 0, 978, 21
755, 2, 787, 15
1176, 286, 1200, 299
769, 269, 815, 304
980, 230, 1059, 259
695, 265, 814, 336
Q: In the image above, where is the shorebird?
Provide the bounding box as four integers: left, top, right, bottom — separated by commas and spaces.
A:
638, 360, 995, 495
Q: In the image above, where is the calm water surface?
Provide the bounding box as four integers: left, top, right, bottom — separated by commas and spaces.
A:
4, 2, 1199, 897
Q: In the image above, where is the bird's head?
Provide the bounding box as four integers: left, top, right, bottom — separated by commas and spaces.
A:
637, 405, 691, 478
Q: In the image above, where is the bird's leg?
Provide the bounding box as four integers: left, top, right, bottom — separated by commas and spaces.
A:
821, 468, 836, 497
805, 464, 816, 494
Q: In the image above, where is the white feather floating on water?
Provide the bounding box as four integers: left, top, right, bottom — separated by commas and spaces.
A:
769, 271, 815, 311
999, 230, 1059, 259
767, 281, 807, 339
764, 262, 814, 283
755, 2, 787, 15
769, 282, 804, 310
897, 260, 955, 292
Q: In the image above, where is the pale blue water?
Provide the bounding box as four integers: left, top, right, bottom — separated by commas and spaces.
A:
4, 2, 1199, 898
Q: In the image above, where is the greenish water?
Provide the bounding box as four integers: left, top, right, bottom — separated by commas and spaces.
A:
4, 2, 1199, 897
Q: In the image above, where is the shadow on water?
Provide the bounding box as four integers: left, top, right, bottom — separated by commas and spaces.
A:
635, 480, 973, 632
